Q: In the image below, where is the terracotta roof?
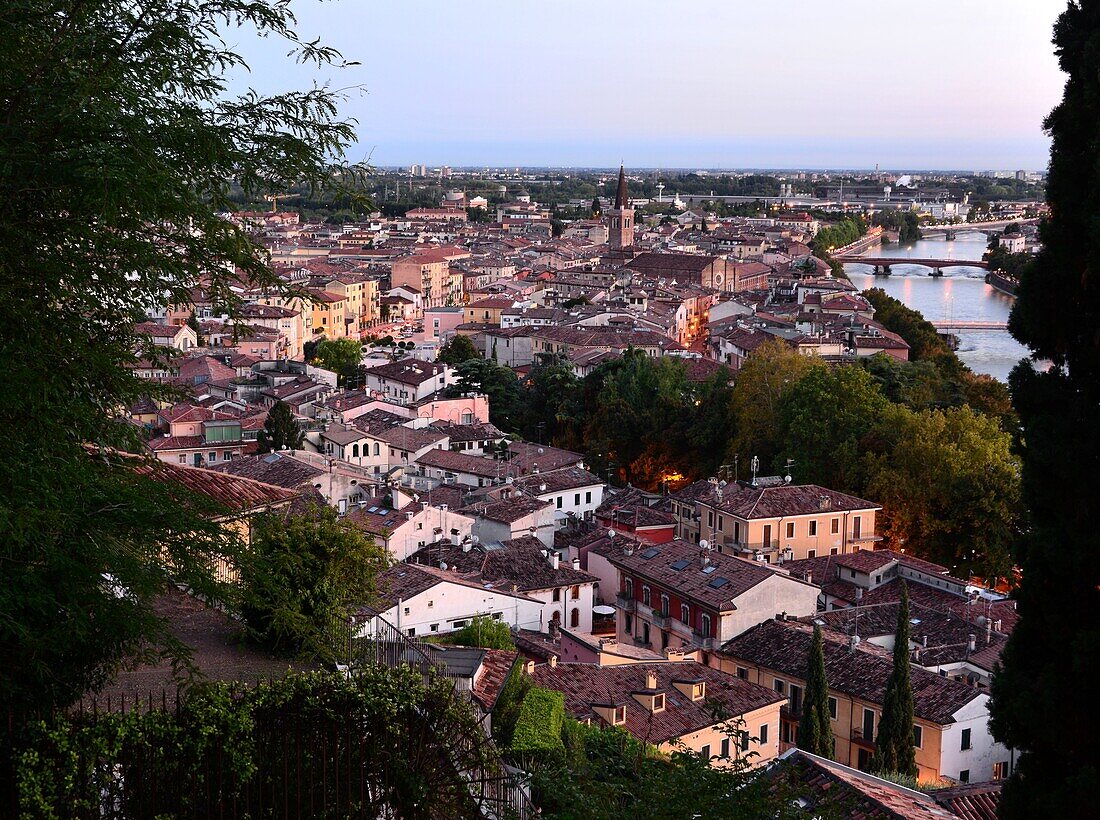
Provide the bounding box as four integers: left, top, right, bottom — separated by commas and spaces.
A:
512, 467, 604, 495
626, 251, 717, 273
460, 494, 552, 525
471, 649, 519, 712
770, 749, 957, 819
415, 448, 502, 477
595, 537, 814, 612
366, 360, 450, 387
719, 619, 983, 724
685, 481, 880, 519
505, 442, 584, 476
208, 452, 324, 488
407, 535, 596, 592
127, 458, 299, 513
366, 563, 540, 614
932, 781, 1001, 820
532, 660, 783, 744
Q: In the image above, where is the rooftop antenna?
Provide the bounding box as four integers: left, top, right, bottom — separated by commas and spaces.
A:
784, 459, 795, 484
750, 455, 760, 486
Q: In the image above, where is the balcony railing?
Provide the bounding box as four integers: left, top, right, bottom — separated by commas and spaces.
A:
637, 601, 671, 628
692, 631, 718, 651
615, 593, 636, 612
721, 537, 779, 554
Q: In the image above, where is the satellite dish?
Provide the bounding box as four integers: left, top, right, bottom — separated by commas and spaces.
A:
608, 528, 616, 539
700, 539, 710, 550
784, 474, 792, 484
439, 562, 448, 571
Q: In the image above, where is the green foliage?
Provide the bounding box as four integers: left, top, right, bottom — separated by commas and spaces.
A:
446, 357, 524, 431
436, 334, 480, 366
12, 668, 495, 818
985, 242, 1032, 277
511, 687, 566, 758
491, 663, 533, 748
872, 210, 923, 244
186, 312, 205, 346
240, 505, 389, 662
868, 405, 1020, 579
312, 337, 363, 383
870, 582, 918, 779
990, 4, 1100, 814
591, 196, 602, 217
445, 615, 515, 650
811, 217, 867, 276
256, 399, 304, 453
798, 626, 834, 759
0, 0, 360, 717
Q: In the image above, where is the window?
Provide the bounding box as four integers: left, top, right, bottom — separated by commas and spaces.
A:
552, 588, 561, 602
570, 608, 579, 627
700, 613, 711, 638
681, 603, 690, 623
959, 770, 970, 784
585, 491, 592, 504
717, 514, 724, 531
373, 443, 380, 456
789, 684, 803, 715
808, 549, 816, 559
625, 613, 632, 633
624, 578, 633, 598
831, 518, 840, 534
707, 511, 714, 528
785, 522, 795, 539
556, 496, 562, 509
574, 493, 580, 506
613, 706, 626, 725
809, 520, 818, 536
642, 585, 650, 606
660, 594, 669, 615
208, 452, 216, 462
862, 709, 875, 742
828, 697, 838, 720
430, 623, 439, 632
773, 679, 785, 695
993, 761, 1009, 780
571, 585, 580, 600
652, 693, 664, 711
352, 444, 359, 457
850, 569, 857, 579
852, 516, 862, 538
740, 730, 750, 752
403, 607, 411, 615
913, 724, 923, 749
720, 738, 730, 759
830, 547, 839, 555
406, 628, 415, 637
759, 723, 769, 744
700, 744, 711, 760
736, 666, 748, 680
961, 728, 972, 750
178, 455, 186, 463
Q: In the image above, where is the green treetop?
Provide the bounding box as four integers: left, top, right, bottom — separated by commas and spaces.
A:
870, 581, 918, 779
256, 399, 305, 453
437, 334, 480, 366
313, 337, 363, 384
798, 625, 834, 759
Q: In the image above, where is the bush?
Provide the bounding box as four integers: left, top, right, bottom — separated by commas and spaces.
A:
445, 615, 515, 650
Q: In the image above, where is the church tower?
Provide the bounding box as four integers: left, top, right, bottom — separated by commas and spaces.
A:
609, 164, 635, 250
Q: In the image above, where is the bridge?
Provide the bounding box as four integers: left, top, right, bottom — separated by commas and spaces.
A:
930, 321, 1008, 331
919, 218, 1039, 238
836, 255, 989, 270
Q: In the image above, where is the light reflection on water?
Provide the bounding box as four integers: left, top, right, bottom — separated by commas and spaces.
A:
844, 234, 1037, 382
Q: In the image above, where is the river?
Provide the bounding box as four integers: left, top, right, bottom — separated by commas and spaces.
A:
843, 232, 1031, 382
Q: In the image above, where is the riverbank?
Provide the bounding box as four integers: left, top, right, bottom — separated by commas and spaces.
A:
985, 270, 1018, 297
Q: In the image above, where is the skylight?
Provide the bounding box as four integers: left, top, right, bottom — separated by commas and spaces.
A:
640, 548, 660, 560
702, 565, 718, 575
708, 577, 730, 589
670, 559, 691, 571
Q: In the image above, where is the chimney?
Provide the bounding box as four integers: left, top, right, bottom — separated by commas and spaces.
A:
550, 553, 560, 570
855, 587, 864, 601
548, 655, 557, 668
572, 557, 580, 570
921, 635, 928, 647
461, 539, 472, 553
645, 670, 658, 691
967, 633, 977, 653
805, 569, 813, 585
848, 635, 861, 651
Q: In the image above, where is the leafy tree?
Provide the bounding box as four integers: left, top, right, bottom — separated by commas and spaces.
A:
777, 363, 888, 490
798, 625, 834, 758
256, 399, 304, 453
446, 358, 523, 431
0, 0, 359, 720
240, 505, 389, 661
728, 340, 815, 473
313, 337, 363, 383
518, 353, 581, 444
868, 405, 1020, 579
869, 581, 918, 779
446, 615, 514, 650
436, 334, 480, 366
991, 3, 1100, 814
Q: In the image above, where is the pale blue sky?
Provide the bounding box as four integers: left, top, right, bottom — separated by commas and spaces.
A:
234, 0, 1067, 170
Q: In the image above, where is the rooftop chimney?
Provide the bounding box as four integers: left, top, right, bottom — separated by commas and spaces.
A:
645, 670, 658, 691
549, 553, 560, 570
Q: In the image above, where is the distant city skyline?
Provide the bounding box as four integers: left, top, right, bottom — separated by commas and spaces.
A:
235, 0, 1067, 170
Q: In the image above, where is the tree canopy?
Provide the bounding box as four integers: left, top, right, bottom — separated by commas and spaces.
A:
257, 399, 304, 453
313, 337, 363, 383
0, 0, 361, 717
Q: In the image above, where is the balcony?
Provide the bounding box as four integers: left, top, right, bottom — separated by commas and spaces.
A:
637, 601, 671, 628
692, 631, 718, 651
851, 727, 875, 748
615, 593, 636, 612
721, 537, 779, 555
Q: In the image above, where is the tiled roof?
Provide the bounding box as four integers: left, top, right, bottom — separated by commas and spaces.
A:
415, 448, 502, 477
471, 649, 519, 712
366, 360, 449, 386
208, 452, 324, 488
932, 781, 1001, 820
770, 749, 957, 819
719, 619, 982, 724
407, 536, 596, 592
688, 481, 880, 519
505, 442, 584, 476
626, 251, 717, 273
367, 563, 540, 614
127, 458, 299, 513
595, 537, 813, 612
512, 467, 604, 495
532, 660, 783, 744
374, 426, 448, 451
428, 421, 503, 442
460, 494, 552, 524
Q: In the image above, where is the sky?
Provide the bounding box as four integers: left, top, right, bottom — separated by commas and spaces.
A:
233, 0, 1068, 170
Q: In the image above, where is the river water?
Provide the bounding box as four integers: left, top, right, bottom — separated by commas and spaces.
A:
843, 233, 1032, 382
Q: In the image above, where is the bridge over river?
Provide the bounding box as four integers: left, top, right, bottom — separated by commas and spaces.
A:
930, 320, 1008, 331
835, 255, 989, 270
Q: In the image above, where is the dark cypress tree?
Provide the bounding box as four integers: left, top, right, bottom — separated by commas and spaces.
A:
257, 399, 304, 454
798, 625, 834, 758
870, 581, 917, 778
591, 196, 601, 218
990, 4, 1100, 815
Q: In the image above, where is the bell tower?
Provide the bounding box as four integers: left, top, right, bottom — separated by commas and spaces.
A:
609, 164, 635, 250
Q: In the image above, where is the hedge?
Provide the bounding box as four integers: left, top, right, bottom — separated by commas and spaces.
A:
510, 687, 565, 754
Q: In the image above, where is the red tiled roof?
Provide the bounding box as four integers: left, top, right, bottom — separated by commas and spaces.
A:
126, 458, 299, 513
